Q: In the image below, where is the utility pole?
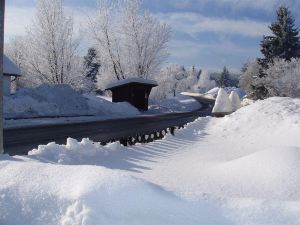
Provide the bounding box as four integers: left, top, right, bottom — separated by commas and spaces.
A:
0, 0, 4, 154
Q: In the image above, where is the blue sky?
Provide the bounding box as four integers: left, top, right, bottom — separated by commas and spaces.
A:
4, 0, 300, 72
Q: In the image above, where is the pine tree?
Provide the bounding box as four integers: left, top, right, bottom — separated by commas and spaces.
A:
254, 6, 300, 99
219, 66, 230, 87
259, 6, 300, 68
83, 48, 101, 91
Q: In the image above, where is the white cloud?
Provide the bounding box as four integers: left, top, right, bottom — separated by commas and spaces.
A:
158, 12, 271, 38
171, 0, 299, 13
5, 6, 35, 41
217, 0, 298, 11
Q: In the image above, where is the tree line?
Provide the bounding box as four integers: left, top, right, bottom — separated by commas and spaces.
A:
5, 0, 239, 99
5, 0, 172, 94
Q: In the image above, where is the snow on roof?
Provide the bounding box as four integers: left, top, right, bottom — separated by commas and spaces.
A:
3, 55, 22, 77
106, 77, 158, 90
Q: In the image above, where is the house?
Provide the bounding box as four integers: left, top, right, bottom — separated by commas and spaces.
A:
105, 77, 158, 111
3, 55, 22, 95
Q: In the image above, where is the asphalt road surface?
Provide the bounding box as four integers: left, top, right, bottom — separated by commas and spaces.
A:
4, 110, 211, 155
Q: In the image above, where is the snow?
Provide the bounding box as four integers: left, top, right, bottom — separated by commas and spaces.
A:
181, 92, 215, 100
229, 91, 241, 111
4, 84, 140, 119
106, 77, 158, 90
3, 54, 22, 76
0, 156, 230, 225
206, 87, 246, 99
148, 94, 202, 113
212, 88, 233, 113
1, 97, 300, 224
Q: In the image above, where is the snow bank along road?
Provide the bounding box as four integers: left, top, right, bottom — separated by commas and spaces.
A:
4, 110, 210, 155
1, 97, 299, 225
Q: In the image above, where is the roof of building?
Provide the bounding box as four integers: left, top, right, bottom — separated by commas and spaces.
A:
3, 55, 22, 77
106, 77, 158, 90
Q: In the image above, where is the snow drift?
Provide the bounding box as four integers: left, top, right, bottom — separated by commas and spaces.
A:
4, 85, 140, 118
0, 157, 230, 225
2, 97, 300, 224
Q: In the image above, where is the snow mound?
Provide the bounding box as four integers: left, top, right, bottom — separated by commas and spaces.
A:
0, 158, 230, 225
192, 97, 300, 201
229, 91, 241, 111
4, 85, 140, 118
209, 147, 300, 200
85, 94, 140, 116
212, 88, 233, 113
216, 97, 300, 141
29, 138, 124, 165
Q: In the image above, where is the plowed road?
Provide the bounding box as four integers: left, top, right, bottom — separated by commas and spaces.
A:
4, 110, 210, 155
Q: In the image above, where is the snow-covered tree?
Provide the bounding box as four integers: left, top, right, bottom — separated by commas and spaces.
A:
239, 61, 261, 98
6, 0, 88, 91
150, 65, 202, 100
185, 66, 200, 91
241, 58, 300, 98
89, 0, 171, 82
264, 58, 300, 97
219, 66, 230, 87
259, 6, 300, 69
253, 6, 300, 99
151, 65, 187, 99
195, 70, 216, 93
83, 47, 101, 92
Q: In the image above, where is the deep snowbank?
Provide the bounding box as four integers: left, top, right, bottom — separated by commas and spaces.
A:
29, 97, 300, 201
0, 157, 230, 225
2, 97, 300, 224
4, 85, 140, 118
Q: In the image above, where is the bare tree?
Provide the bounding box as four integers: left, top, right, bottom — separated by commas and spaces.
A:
90, 0, 171, 84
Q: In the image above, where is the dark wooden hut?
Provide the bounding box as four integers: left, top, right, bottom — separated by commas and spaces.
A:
105, 78, 158, 111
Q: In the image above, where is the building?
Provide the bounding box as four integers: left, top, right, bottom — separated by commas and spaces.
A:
106, 78, 158, 111
3, 55, 22, 95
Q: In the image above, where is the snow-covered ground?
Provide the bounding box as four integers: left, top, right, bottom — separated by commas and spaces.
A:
4, 85, 140, 119
148, 94, 202, 114
1, 97, 300, 224
4, 85, 202, 128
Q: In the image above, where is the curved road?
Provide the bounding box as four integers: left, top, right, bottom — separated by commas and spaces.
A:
4, 110, 210, 155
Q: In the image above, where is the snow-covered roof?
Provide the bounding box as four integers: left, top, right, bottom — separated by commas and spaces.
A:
3, 55, 22, 77
106, 77, 158, 90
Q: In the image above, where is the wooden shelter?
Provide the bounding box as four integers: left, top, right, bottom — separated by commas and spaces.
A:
106, 78, 158, 111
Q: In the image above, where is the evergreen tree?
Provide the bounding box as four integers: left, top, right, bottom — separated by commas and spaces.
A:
219, 66, 230, 87
259, 6, 300, 68
197, 69, 202, 80
83, 48, 101, 90
254, 6, 300, 99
